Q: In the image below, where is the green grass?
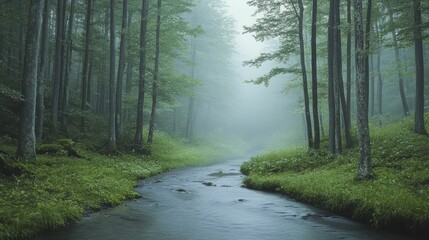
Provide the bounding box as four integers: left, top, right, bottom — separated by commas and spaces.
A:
0, 133, 243, 240
241, 116, 429, 235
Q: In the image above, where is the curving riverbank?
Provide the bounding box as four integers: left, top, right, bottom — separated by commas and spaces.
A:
241, 118, 429, 237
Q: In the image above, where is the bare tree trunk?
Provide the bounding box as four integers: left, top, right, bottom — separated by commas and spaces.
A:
296, 0, 313, 149
51, 0, 65, 133
311, 0, 320, 149
148, 0, 162, 144
328, 0, 336, 153
333, 0, 342, 154
61, 0, 76, 134
413, 0, 426, 134
36, 0, 50, 140
375, 21, 383, 116
356, 0, 372, 179
134, 0, 149, 150
80, 0, 92, 131
17, 0, 44, 159
107, 0, 117, 152
346, 0, 352, 124
116, 0, 128, 141
370, 55, 375, 117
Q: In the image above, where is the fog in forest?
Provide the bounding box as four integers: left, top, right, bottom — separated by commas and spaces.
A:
189, 0, 306, 151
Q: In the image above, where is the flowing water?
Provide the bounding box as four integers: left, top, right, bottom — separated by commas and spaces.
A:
38, 157, 417, 240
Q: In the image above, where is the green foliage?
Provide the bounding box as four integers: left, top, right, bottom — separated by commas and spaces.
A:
241, 117, 429, 234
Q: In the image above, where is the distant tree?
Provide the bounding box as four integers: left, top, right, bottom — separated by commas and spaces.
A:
17, 0, 45, 159
116, 0, 128, 140
134, 0, 149, 151
107, 0, 117, 152
413, 0, 426, 134
80, 0, 92, 131
355, 0, 372, 179
311, 0, 320, 149
61, 0, 77, 134
148, 0, 162, 144
51, 0, 65, 133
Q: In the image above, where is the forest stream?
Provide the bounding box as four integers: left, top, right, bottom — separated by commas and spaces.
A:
37, 156, 416, 240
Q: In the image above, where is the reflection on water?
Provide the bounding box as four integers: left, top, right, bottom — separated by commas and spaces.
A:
38, 157, 416, 240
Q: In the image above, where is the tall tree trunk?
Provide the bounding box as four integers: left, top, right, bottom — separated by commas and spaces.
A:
80, 0, 92, 131
375, 21, 383, 116
51, 0, 65, 133
355, 0, 372, 179
125, 11, 133, 95
328, 0, 336, 153
346, 0, 352, 124
36, 0, 50, 140
370, 55, 375, 117
333, 0, 342, 153
413, 0, 426, 134
297, 0, 313, 149
116, 0, 128, 141
61, 0, 76, 134
387, 0, 410, 116
134, 0, 149, 150
108, 0, 117, 152
311, 0, 320, 149
148, 0, 162, 144
17, 0, 44, 159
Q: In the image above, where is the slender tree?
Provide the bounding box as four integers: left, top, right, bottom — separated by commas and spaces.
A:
355, 0, 372, 179
80, 0, 92, 131
134, 0, 149, 150
116, 0, 128, 141
148, 0, 162, 144
17, 0, 45, 159
311, 0, 320, 149
346, 0, 352, 124
36, 0, 50, 139
107, 0, 117, 152
293, 0, 313, 149
51, 0, 65, 132
413, 0, 426, 134
61, 0, 76, 133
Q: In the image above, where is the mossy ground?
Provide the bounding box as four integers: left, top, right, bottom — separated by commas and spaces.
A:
241, 116, 429, 236
0, 132, 244, 240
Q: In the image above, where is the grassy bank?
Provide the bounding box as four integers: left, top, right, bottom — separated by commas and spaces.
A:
0, 133, 243, 240
241, 117, 429, 235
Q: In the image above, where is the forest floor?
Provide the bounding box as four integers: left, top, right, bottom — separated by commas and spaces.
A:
0, 133, 245, 240
241, 116, 429, 237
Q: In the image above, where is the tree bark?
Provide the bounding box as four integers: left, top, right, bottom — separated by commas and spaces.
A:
311, 0, 320, 149
61, 0, 76, 134
116, 0, 128, 141
375, 21, 383, 116
297, 0, 313, 149
328, 0, 336, 153
51, 0, 65, 133
17, 0, 44, 159
355, 0, 372, 179
346, 0, 352, 125
148, 0, 162, 144
108, 0, 117, 152
413, 0, 426, 134
134, 0, 149, 150
80, 0, 92, 131
36, 0, 50, 140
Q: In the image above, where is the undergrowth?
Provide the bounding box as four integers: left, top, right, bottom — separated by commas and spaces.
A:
0, 132, 243, 240
241, 116, 429, 235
